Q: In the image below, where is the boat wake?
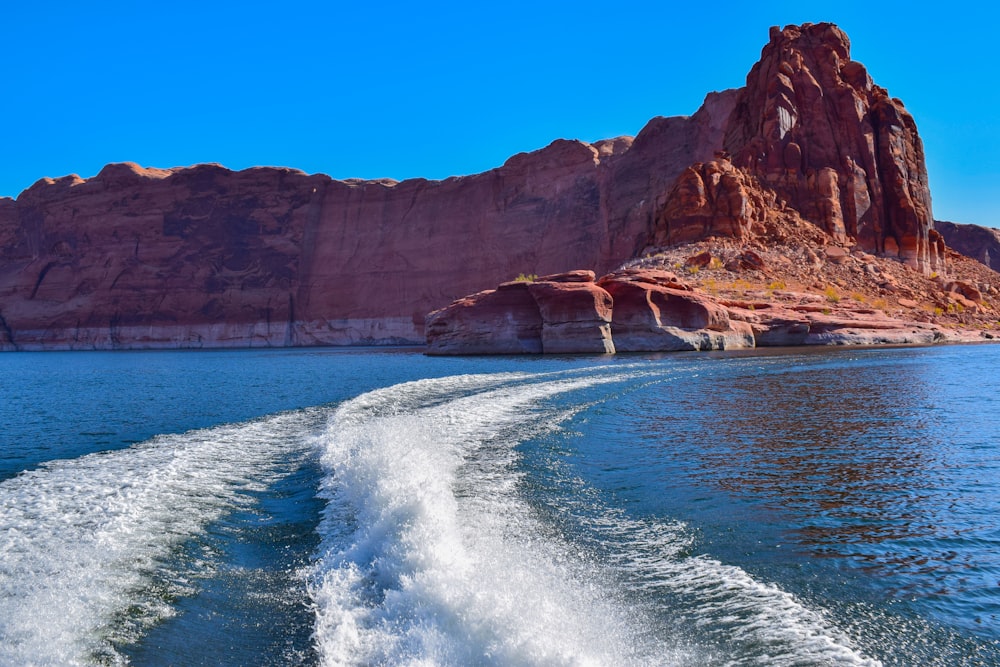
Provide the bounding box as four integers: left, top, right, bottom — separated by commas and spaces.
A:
0, 408, 321, 665
0, 362, 883, 666
308, 366, 879, 666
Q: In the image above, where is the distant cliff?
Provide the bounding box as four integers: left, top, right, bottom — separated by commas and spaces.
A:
0, 22, 943, 349
935, 221, 1000, 272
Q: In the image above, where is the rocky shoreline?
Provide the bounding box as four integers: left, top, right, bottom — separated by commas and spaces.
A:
426, 241, 1000, 355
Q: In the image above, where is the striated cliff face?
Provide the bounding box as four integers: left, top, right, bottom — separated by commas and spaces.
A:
0, 103, 733, 349
0, 22, 941, 349
654, 23, 938, 273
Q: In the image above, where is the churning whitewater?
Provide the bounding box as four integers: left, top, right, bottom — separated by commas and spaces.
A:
0, 408, 323, 665
306, 365, 877, 666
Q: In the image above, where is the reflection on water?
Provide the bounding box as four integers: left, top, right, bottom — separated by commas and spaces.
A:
633, 349, 1000, 637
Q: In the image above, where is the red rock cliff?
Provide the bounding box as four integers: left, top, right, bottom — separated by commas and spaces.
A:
654, 23, 936, 273
0, 109, 733, 349
0, 22, 937, 349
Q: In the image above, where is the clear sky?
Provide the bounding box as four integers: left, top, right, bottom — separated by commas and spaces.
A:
2, 1, 997, 227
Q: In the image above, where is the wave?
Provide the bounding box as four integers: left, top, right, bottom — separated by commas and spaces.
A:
0, 409, 321, 666
307, 365, 879, 666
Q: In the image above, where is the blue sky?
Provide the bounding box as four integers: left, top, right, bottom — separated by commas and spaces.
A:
2, 1, 997, 227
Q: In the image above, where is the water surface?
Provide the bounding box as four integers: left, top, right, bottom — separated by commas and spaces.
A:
1, 345, 998, 665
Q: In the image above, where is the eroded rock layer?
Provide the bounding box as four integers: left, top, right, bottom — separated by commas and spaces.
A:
424, 266, 965, 356
425, 271, 615, 355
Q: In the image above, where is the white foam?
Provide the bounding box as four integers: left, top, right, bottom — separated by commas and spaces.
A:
0, 409, 320, 666
309, 366, 880, 667
579, 510, 882, 666
309, 368, 693, 666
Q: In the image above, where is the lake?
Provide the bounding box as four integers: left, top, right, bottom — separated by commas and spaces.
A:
1, 345, 998, 665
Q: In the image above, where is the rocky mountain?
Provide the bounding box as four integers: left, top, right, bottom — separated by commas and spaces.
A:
935, 221, 1000, 272
0, 22, 982, 350
425, 24, 1000, 355
651, 23, 940, 272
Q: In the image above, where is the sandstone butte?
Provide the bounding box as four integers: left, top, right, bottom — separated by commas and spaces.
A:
3, 23, 1000, 353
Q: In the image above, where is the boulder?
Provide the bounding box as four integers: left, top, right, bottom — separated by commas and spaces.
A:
603, 268, 691, 290
943, 279, 983, 304
535, 270, 597, 283
685, 251, 715, 269
726, 249, 767, 272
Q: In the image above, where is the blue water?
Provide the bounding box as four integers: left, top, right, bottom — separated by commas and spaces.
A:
1, 345, 999, 665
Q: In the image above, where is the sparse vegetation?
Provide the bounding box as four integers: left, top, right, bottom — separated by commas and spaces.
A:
606, 231, 1000, 339
766, 280, 787, 293
514, 273, 538, 283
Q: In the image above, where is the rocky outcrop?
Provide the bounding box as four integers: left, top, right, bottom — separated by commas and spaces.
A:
654, 23, 939, 274
935, 220, 1000, 272
425, 267, 968, 356
0, 22, 947, 349
425, 271, 614, 355
597, 270, 754, 351
723, 297, 942, 347
651, 160, 774, 245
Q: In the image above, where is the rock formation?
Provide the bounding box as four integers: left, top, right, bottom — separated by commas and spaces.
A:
596, 269, 754, 352
935, 221, 1000, 273
425, 265, 970, 356
653, 24, 939, 274
425, 271, 614, 355
0, 22, 954, 350
0, 117, 731, 350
